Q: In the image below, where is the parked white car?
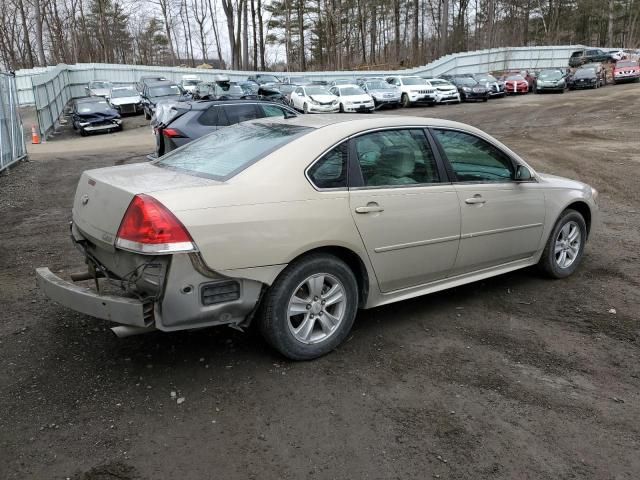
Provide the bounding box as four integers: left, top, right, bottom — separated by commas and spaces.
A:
385, 76, 437, 107
180, 75, 202, 93
108, 86, 143, 115
85, 80, 113, 98
328, 84, 375, 113
423, 78, 461, 104
290, 85, 339, 114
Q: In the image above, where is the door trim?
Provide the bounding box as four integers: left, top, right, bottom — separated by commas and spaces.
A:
374, 234, 461, 253
460, 222, 543, 239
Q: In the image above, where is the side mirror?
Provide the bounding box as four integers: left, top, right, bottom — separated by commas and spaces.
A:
515, 165, 533, 181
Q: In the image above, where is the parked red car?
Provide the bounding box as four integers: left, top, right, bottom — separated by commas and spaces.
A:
504, 75, 529, 94
613, 60, 640, 83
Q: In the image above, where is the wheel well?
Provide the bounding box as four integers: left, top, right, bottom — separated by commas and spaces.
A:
565, 201, 592, 236
291, 246, 370, 308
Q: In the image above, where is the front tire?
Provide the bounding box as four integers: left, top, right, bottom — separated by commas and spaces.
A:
538, 209, 587, 279
401, 93, 410, 108
259, 254, 359, 360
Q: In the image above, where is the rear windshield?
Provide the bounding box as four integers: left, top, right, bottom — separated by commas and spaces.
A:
155, 123, 312, 180
616, 61, 638, 68
90, 81, 111, 89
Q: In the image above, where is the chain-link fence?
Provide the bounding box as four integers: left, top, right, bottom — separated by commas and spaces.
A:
0, 71, 27, 172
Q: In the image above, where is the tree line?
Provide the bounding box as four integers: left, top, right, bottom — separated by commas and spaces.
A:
1, 0, 639, 72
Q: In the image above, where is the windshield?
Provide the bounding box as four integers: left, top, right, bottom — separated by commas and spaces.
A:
458, 78, 478, 86
340, 86, 365, 95
366, 81, 390, 89
476, 75, 497, 82
506, 75, 525, 81
288, 77, 306, 83
111, 88, 137, 98
306, 86, 330, 95
333, 79, 352, 84
156, 123, 311, 180
538, 70, 563, 80
258, 75, 279, 83
90, 81, 111, 89
182, 80, 200, 86
575, 69, 595, 78
149, 85, 182, 97
428, 79, 448, 86
77, 100, 112, 114
616, 61, 638, 68
402, 77, 427, 85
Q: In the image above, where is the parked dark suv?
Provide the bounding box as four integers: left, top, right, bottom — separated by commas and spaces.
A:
154, 100, 297, 157
569, 49, 613, 68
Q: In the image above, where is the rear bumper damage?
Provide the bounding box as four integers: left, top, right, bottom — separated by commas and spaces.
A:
36, 267, 152, 327
36, 224, 268, 335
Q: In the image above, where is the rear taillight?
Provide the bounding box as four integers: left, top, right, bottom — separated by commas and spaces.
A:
115, 194, 196, 254
162, 128, 186, 138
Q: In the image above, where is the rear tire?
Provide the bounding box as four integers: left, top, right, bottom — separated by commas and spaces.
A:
258, 254, 359, 360
538, 209, 587, 279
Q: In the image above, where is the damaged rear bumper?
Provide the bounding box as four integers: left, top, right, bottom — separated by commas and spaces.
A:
35, 267, 152, 327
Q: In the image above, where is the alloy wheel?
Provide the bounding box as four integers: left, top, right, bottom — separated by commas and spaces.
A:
287, 273, 347, 344
554, 221, 581, 269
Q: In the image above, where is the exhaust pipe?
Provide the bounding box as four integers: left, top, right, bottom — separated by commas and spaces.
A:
111, 325, 156, 338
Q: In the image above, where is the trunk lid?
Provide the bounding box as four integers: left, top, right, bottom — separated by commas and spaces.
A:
72, 162, 216, 247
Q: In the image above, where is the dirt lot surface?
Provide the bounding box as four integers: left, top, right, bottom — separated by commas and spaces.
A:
1, 86, 639, 480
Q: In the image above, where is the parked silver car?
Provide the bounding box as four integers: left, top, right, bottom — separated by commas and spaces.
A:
85, 80, 113, 97
108, 86, 143, 114
37, 115, 598, 360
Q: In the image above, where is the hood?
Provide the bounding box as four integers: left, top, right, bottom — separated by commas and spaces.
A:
110, 96, 141, 105
343, 94, 373, 102
536, 172, 591, 192
149, 94, 190, 105
369, 87, 399, 95
75, 109, 120, 123
72, 163, 216, 246
309, 94, 337, 103
435, 85, 457, 91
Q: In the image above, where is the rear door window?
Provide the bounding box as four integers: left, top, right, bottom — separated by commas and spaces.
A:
199, 106, 221, 126
223, 104, 262, 125
260, 104, 288, 117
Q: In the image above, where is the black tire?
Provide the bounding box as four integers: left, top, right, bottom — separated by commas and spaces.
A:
339, 102, 344, 113
258, 254, 359, 360
401, 93, 410, 108
144, 109, 151, 120
80, 129, 88, 137
303, 103, 309, 114
482, 96, 488, 102
538, 209, 587, 279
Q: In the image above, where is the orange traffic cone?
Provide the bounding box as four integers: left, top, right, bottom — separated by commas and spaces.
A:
31, 125, 41, 144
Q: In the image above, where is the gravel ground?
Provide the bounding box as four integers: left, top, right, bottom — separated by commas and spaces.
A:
1, 85, 639, 480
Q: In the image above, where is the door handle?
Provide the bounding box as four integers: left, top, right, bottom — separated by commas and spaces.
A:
355, 202, 384, 214
465, 195, 486, 205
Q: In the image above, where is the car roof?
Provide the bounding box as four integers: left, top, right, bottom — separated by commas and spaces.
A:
247, 114, 481, 133
111, 86, 136, 90
75, 96, 108, 104
174, 99, 297, 111
147, 80, 178, 87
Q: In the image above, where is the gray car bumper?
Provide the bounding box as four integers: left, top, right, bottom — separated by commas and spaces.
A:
36, 267, 152, 327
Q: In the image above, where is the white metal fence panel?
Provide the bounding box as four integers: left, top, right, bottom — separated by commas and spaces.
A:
15, 45, 584, 138
0, 72, 27, 172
